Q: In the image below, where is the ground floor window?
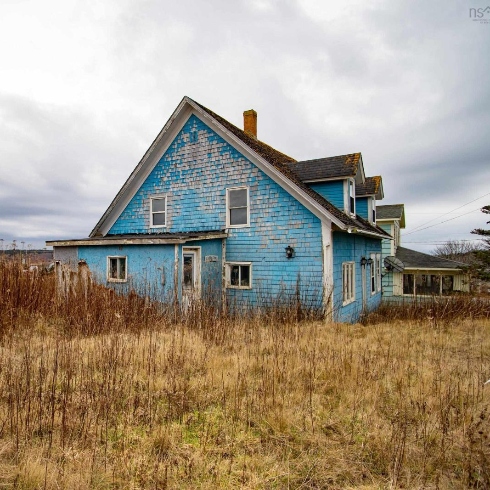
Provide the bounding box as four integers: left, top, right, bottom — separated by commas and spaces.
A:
107, 256, 127, 282
342, 262, 355, 305
226, 263, 252, 289
403, 273, 455, 295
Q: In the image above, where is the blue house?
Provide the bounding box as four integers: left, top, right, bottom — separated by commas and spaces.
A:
47, 97, 390, 322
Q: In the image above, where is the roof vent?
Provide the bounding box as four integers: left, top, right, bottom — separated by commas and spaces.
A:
243, 109, 257, 139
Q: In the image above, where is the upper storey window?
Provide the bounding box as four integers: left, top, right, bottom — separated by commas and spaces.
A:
227, 187, 249, 227
348, 179, 356, 216
151, 197, 167, 227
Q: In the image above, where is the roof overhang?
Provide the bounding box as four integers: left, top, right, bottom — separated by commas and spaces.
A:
401, 267, 464, 273
47, 231, 228, 247
90, 97, 350, 237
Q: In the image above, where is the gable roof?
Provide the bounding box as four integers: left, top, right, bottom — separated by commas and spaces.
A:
396, 246, 466, 270
377, 204, 406, 228
356, 176, 384, 200
90, 96, 389, 240
285, 153, 363, 182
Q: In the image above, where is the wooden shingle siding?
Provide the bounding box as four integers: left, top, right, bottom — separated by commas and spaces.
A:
332, 232, 382, 322
356, 197, 369, 221
107, 114, 325, 309
308, 181, 345, 211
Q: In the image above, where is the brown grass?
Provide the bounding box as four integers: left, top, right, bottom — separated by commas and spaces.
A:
1, 259, 490, 489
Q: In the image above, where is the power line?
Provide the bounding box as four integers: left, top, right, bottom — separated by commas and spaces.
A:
406, 191, 490, 234
403, 207, 482, 236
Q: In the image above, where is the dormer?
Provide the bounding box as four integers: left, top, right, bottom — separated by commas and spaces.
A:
285, 153, 366, 216
355, 176, 384, 224
376, 204, 406, 255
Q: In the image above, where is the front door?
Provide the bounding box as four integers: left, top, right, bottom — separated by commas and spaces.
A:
182, 248, 201, 307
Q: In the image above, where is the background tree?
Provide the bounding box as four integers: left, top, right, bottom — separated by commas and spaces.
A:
471, 205, 490, 281
432, 240, 483, 264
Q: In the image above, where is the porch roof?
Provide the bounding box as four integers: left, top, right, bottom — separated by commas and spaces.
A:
47, 230, 228, 247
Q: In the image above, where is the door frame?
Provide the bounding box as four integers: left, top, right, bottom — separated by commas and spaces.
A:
182, 247, 201, 301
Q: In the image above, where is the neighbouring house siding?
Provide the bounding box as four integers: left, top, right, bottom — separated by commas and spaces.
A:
106, 115, 325, 309
332, 232, 382, 322
308, 181, 345, 211
379, 223, 394, 257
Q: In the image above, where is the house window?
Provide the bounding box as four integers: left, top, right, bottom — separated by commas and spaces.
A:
151, 197, 166, 227
403, 273, 455, 295
348, 179, 356, 216
370, 254, 381, 294
227, 187, 249, 227
372, 198, 376, 223
108, 256, 127, 282
226, 262, 252, 289
342, 262, 355, 305
370, 254, 376, 294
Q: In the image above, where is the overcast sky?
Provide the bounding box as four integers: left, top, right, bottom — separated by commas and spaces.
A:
1, 0, 489, 253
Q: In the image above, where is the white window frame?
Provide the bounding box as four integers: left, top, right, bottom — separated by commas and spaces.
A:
150, 196, 167, 228
342, 261, 355, 305
369, 197, 376, 224
370, 254, 376, 295
225, 262, 252, 289
345, 179, 356, 216
226, 187, 250, 228
376, 253, 381, 292
107, 256, 127, 282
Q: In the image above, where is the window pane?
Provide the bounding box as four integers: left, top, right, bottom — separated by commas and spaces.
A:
230, 208, 247, 225
119, 258, 126, 279
240, 265, 250, 286
230, 265, 240, 286
403, 274, 413, 294
153, 212, 166, 226
152, 198, 166, 212
442, 276, 453, 293
110, 258, 117, 279
229, 189, 247, 208
183, 255, 193, 288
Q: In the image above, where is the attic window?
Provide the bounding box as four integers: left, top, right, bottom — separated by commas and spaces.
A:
227, 187, 249, 227
151, 197, 167, 227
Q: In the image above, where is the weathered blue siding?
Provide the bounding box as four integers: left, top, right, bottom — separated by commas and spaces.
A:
108, 115, 324, 308
356, 197, 368, 220
332, 232, 382, 323
78, 244, 177, 300
78, 239, 224, 302
308, 181, 345, 211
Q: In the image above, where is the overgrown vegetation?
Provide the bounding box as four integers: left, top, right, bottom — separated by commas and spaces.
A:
1, 259, 490, 489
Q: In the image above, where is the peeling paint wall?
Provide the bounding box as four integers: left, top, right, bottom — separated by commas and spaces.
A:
332, 232, 382, 322
107, 114, 325, 309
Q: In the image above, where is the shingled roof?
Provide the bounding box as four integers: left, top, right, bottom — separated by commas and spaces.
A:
284, 153, 361, 181
377, 204, 406, 228
192, 100, 389, 238
356, 176, 383, 199
396, 246, 466, 270
90, 96, 390, 239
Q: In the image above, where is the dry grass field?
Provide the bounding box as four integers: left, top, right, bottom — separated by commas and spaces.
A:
1, 260, 490, 489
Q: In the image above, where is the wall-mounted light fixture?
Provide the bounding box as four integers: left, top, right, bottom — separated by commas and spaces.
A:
367, 258, 374, 266
285, 245, 295, 259
360, 256, 367, 267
